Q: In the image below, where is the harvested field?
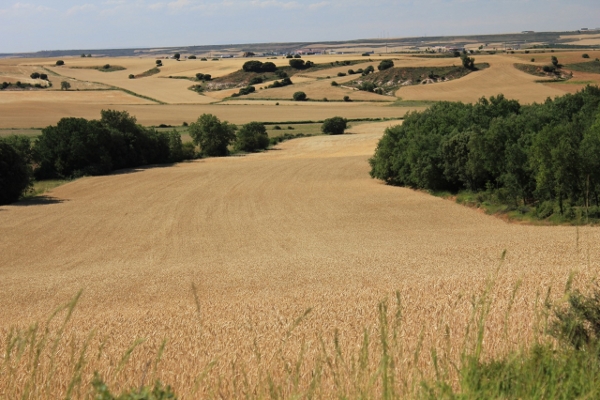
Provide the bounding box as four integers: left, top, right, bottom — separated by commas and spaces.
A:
0, 101, 419, 128
1, 122, 599, 398
396, 54, 567, 103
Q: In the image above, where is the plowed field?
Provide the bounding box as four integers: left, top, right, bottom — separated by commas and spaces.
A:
1, 122, 598, 397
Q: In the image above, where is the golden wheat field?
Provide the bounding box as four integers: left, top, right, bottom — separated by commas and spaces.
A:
1, 119, 599, 398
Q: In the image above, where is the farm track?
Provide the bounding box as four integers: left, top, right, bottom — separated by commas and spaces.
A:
1, 121, 599, 396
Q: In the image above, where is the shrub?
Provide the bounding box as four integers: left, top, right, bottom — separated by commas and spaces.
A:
103, 64, 110, 69
359, 82, 377, 92
167, 131, 184, 162
461, 54, 475, 70
348, 69, 355, 75
1, 82, 8, 89
60, 81, 71, 91
337, 72, 346, 77
0, 140, 32, 205
531, 58, 535, 62
201, 58, 207, 61
188, 113, 236, 157
289, 59, 306, 69
235, 86, 256, 96
273, 125, 281, 130
156, 60, 162, 66
55, 60, 64, 66
275, 70, 288, 78
378, 59, 394, 71
235, 122, 269, 152
181, 142, 196, 159
321, 117, 347, 135
293, 91, 307, 101
30, 72, 40, 79
582, 53, 590, 59
362, 65, 375, 75
249, 76, 263, 85
294, 54, 301, 58
362, 52, 370, 56
189, 55, 197, 59
40, 73, 48, 80
173, 53, 180, 60
331, 81, 339, 86
343, 95, 351, 102
128, 74, 135, 79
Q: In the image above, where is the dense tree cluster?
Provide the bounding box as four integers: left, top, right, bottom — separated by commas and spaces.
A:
289, 59, 315, 70
242, 60, 277, 73
321, 117, 347, 135
369, 86, 600, 218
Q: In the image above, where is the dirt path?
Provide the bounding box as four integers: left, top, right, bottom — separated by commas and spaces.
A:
1, 125, 598, 394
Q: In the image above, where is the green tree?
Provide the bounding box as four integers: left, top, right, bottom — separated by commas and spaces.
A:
173, 53, 180, 60
0, 140, 32, 205
378, 59, 394, 71
188, 114, 237, 157
293, 91, 307, 101
167, 131, 184, 162
235, 122, 269, 152
461, 53, 475, 70
321, 117, 347, 135
55, 60, 64, 66
289, 59, 306, 69
60, 81, 71, 91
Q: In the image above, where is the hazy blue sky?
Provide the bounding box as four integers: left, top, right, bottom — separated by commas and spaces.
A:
1, 0, 599, 53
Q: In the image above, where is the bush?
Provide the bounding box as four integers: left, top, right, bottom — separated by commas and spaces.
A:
189, 55, 197, 59
103, 64, 110, 70
293, 91, 307, 101
60, 81, 71, 91
582, 54, 590, 59
348, 69, 355, 75
331, 81, 339, 86
359, 82, 377, 92
275, 70, 288, 78
128, 74, 135, 79
249, 76, 263, 85
362, 65, 375, 75
181, 142, 196, 159
167, 131, 184, 162
55, 60, 64, 66
156, 60, 162, 66
0, 140, 32, 205
235, 86, 256, 96
343, 95, 351, 102
40, 73, 48, 80
289, 59, 306, 69
235, 122, 269, 152
188, 114, 236, 157
294, 54, 301, 58
321, 117, 347, 135
378, 59, 394, 71
337, 72, 346, 77
30, 72, 40, 79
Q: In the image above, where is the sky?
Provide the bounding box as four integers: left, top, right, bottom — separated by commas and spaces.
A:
1, 0, 600, 53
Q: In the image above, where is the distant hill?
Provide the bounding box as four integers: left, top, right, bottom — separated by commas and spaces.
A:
1, 30, 598, 59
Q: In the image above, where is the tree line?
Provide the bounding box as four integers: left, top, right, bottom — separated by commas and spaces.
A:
369, 86, 600, 220
1, 110, 349, 205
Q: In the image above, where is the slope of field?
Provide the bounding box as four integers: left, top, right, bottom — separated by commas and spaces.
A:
1, 123, 598, 397
396, 54, 566, 103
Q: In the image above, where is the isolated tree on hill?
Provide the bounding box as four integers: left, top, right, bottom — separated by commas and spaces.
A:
321, 117, 347, 135
156, 60, 162, 66
0, 140, 32, 205
56, 60, 64, 66
461, 53, 475, 70
235, 122, 269, 152
188, 114, 237, 157
378, 59, 394, 71
60, 81, 71, 91
174, 53, 181, 60
293, 91, 307, 101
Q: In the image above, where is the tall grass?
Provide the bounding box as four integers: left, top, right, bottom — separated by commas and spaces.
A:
2, 263, 600, 398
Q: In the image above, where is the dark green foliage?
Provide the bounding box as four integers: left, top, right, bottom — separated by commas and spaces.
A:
337, 72, 346, 77
242, 60, 277, 73
293, 91, 307, 101
55, 60, 64, 66
40, 73, 48, 80
92, 373, 177, 399
348, 69, 355, 75
275, 70, 288, 78
288, 59, 313, 69
195, 73, 211, 81
129, 74, 135, 79
362, 65, 375, 76
30, 72, 40, 79
173, 53, 180, 60
232, 86, 255, 97
358, 82, 377, 92
268, 77, 292, 88
156, 60, 162, 66
249, 76, 263, 85
551, 287, 600, 350
461, 53, 475, 70
167, 131, 184, 162
235, 122, 269, 152
331, 81, 339, 86
188, 114, 236, 157
321, 117, 347, 135
343, 95, 351, 102
60, 81, 71, 90
34, 110, 172, 179
188, 55, 197, 59
378, 59, 394, 71
293, 54, 301, 58
369, 86, 600, 220
0, 140, 32, 205
583, 53, 590, 59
